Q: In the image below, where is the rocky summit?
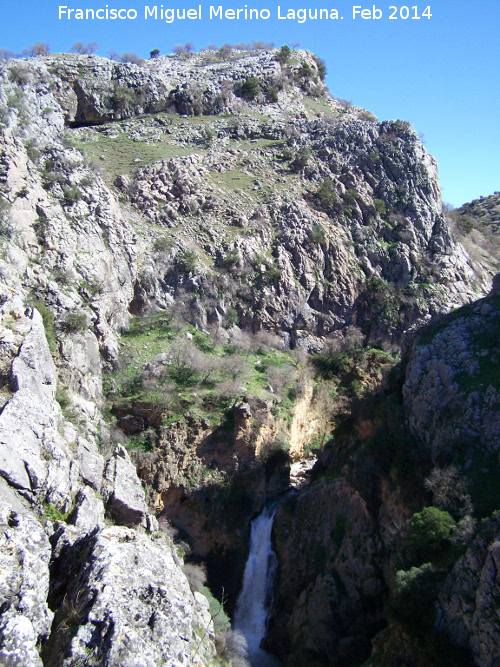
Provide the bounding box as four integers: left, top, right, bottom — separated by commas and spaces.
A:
0, 46, 498, 666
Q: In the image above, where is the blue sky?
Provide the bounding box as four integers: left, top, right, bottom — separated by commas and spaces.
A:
1, 0, 499, 207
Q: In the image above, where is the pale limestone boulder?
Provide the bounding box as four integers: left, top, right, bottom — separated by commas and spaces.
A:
102, 445, 149, 527
0, 498, 53, 666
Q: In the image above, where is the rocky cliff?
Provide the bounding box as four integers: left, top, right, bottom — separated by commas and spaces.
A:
268, 282, 500, 665
0, 296, 216, 665
0, 46, 497, 665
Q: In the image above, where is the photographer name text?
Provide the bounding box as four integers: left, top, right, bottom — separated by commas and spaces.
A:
58, 5, 433, 23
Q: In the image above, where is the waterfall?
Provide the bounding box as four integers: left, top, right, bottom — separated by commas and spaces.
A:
233, 505, 281, 666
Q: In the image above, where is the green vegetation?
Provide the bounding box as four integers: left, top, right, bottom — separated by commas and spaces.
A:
291, 146, 311, 172
241, 76, 261, 100
315, 178, 338, 212
409, 507, 455, 557
60, 312, 88, 334
389, 563, 445, 634
109, 85, 136, 113
275, 45, 291, 65
26, 297, 58, 354
175, 249, 198, 274
76, 126, 199, 184
43, 502, 71, 523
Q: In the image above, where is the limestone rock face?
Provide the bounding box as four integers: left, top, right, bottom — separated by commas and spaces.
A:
439, 519, 500, 666
0, 300, 215, 665
46, 526, 215, 667
102, 445, 150, 527
76, 436, 104, 491
0, 498, 53, 667
403, 292, 500, 461
270, 476, 383, 665
0, 306, 79, 509
0, 48, 498, 666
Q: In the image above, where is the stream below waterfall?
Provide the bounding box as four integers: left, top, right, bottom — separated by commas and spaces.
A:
233, 504, 281, 666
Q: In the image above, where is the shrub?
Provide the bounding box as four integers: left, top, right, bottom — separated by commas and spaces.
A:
23, 42, 50, 57
409, 506, 455, 556
70, 41, 97, 54
150, 48, 160, 59
62, 186, 82, 205
0, 196, 12, 240
110, 86, 136, 112
183, 562, 207, 593
55, 387, 71, 410
266, 86, 279, 103
79, 278, 103, 298
291, 146, 311, 172
0, 49, 17, 60
316, 178, 338, 211
265, 265, 282, 283
8, 65, 31, 86
343, 189, 360, 205
226, 306, 238, 327
298, 61, 313, 79
153, 235, 173, 252
374, 198, 386, 216
43, 503, 70, 523
60, 313, 88, 334
275, 45, 291, 65
121, 52, 143, 65
201, 585, 231, 635
389, 563, 445, 634
310, 223, 326, 245
424, 466, 472, 518
312, 55, 327, 81
241, 76, 260, 100
175, 249, 198, 274
26, 298, 58, 354
220, 248, 239, 269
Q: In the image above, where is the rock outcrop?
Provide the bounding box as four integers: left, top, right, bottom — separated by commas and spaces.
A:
269, 280, 500, 665
438, 516, 500, 667
0, 297, 215, 665
403, 292, 500, 462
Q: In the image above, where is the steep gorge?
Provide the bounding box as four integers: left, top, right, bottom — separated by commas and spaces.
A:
0, 47, 498, 665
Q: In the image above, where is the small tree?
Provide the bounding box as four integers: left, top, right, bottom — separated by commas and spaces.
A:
409, 506, 455, 557
316, 178, 337, 211
298, 61, 313, 79
23, 42, 50, 57
275, 45, 291, 65
173, 44, 186, 55
312, 55, 327, 81
218, 43, 233, 58
121, 52, 142, 65
149, 48, 160, 59
291, 146, 311, 172
185, 41, 195, 53
389, 563, 445, 633
70, 42, 97, 54
0, 49, 18, 60
241, 76, 260, 100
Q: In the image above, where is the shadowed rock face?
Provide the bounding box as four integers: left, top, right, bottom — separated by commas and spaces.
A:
403, 293, 500, 463
267, 284, 500, 666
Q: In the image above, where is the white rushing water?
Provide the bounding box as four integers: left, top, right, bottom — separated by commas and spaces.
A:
233, 505, 281, 666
